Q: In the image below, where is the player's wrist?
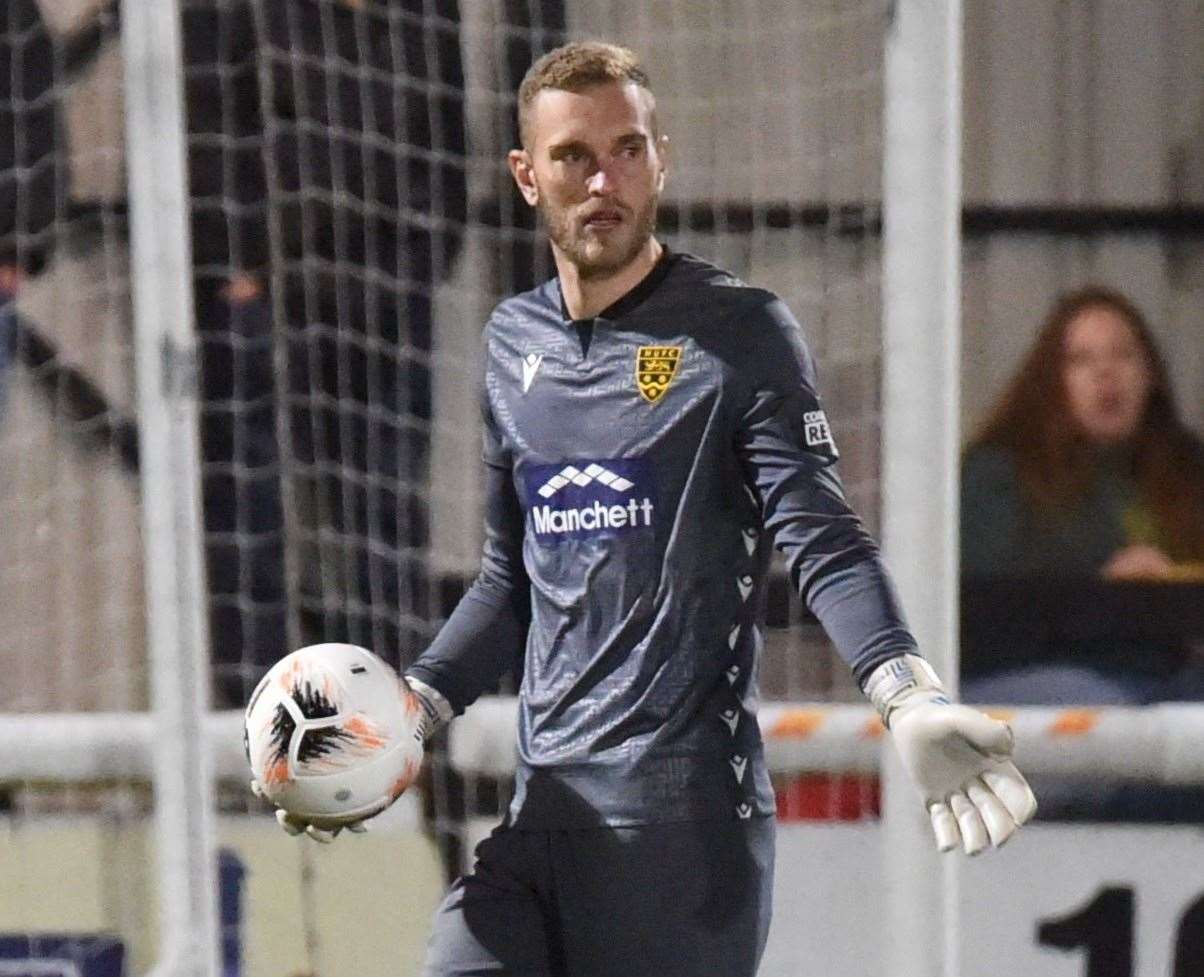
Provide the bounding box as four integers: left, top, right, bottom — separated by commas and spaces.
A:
864, 653, 949, 728
404, 674, 453, 741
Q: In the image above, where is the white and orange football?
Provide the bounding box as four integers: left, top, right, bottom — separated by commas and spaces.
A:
244, 643, 424, 828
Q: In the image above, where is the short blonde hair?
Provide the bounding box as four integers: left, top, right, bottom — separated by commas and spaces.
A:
517, 41, 654, 148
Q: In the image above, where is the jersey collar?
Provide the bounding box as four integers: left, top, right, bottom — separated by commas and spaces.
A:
557, 246, 679, 324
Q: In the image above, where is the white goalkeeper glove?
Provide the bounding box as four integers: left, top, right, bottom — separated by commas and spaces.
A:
866, 654, 1038, 856
249, 780, 370, 844
251, 674, 453, 844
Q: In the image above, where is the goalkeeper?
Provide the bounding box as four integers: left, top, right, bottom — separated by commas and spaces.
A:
268, 40, 1038, 977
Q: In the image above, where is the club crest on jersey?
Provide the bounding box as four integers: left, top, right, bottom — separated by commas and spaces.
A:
636, 346, 682, 404
522, 458, 656, 543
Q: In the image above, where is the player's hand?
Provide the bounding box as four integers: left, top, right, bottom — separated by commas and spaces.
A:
274, 807, 369, 844
866, 655, 1037, 856
404, 673, 454, 742
249, 778, 372, 843
890, 698, 1037, 855
249, 675, 448, 843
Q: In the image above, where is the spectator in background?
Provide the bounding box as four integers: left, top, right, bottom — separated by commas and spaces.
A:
1, 0, 116, 416
1, 0, 63, 290
493, 1, 567, 294
0, 264, 15, 412
182, 0, 467, 706
960, 285, 1204, 707
1, 0, 64, 407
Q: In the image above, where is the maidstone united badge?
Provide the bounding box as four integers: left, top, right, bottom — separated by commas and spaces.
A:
636, 346, 682, 404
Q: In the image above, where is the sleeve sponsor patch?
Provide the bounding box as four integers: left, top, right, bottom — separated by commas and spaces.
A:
803, 410, 837, 453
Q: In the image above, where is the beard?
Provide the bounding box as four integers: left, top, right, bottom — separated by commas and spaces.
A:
540, 190, 659, 281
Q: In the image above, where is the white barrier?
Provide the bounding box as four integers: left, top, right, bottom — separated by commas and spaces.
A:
6, 699, 1204, 784
766, 821, 1204, 977
446, 699, 1204, 784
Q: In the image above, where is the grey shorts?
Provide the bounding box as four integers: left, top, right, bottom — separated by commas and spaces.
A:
422, 817, 775, 977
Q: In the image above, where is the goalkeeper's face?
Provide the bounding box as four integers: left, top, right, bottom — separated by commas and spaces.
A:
512, 81, 667, 280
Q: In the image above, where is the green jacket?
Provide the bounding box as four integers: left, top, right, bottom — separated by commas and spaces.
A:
959, 444, 1184, 682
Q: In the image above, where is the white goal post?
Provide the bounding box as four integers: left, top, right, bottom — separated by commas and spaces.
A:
880, 0, 963, 974
121, 1, 220, 976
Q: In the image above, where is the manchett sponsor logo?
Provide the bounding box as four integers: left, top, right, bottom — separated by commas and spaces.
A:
532, 496, 654, 535
523, 459, 655, 542
536, 462, 633, 497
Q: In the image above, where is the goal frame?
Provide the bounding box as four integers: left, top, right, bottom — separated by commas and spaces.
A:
880, 1, 964, 975
122, 1, 220, 975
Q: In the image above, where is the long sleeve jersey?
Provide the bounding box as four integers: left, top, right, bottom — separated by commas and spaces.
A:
408, 251, 918, 827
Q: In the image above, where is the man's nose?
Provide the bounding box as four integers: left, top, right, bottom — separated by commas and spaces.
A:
586, 160, 618, 195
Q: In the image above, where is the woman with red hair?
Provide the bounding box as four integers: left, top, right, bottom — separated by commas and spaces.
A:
961, 285, 1204, 706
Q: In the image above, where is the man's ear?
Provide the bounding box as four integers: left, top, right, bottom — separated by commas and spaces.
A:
508, 149, 540, 206
654, 134, 669, 193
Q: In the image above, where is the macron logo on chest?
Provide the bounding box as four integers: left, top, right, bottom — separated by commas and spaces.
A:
521, 353, 544, 393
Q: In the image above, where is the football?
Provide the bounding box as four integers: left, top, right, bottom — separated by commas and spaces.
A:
244, 643, 424, 828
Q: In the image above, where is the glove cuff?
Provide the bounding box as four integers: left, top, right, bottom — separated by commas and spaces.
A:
404, 675, 454, 741
864, 654, 949, 728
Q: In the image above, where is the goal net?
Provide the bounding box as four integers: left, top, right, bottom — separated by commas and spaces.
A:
0, 1, 888, 975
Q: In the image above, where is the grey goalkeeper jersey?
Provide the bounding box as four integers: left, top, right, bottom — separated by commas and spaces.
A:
408, 251, 918, 828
